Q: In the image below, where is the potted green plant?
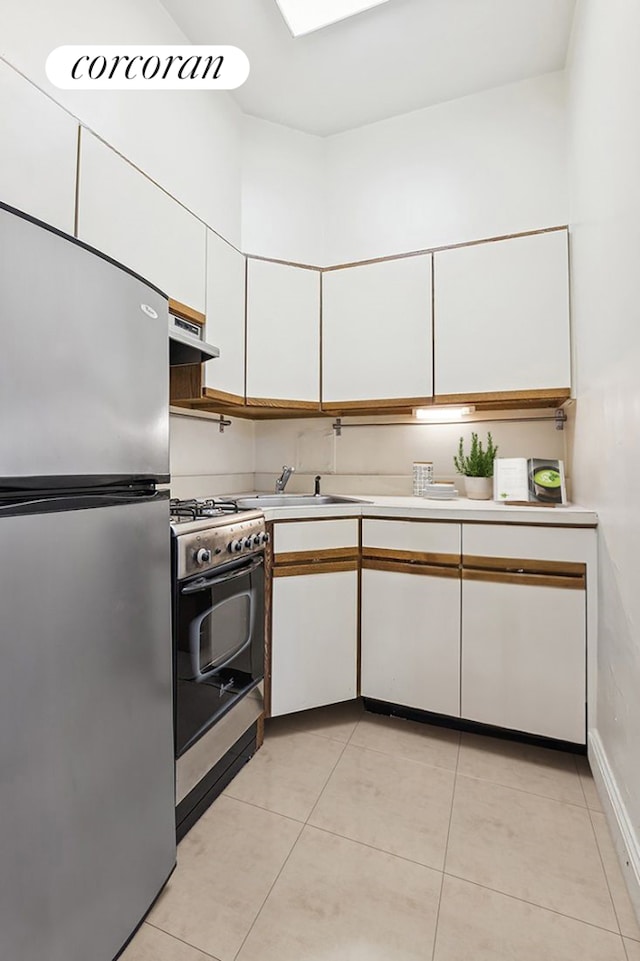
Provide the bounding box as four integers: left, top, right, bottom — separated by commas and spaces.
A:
454, 432, 498, 500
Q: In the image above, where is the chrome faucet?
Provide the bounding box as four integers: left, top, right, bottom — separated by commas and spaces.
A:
275, 465, 295, 493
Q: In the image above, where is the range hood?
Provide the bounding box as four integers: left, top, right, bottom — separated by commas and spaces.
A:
169, 311, 220, 366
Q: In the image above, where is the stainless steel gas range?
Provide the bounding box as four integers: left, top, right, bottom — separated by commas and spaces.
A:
170, 498, 269, 840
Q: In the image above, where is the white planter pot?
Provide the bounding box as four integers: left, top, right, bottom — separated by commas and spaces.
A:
464, 476, 493, 500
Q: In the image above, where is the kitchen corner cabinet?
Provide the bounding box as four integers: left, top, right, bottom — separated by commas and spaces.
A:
360, 520, 461, 716
77, 129, 206, 311
246, 259, 321, 408
0, 60, 78, 234
203, 230, 246, 402
322, 254, 433, 409
270, 520, 358, 716
434, 230, 571, 401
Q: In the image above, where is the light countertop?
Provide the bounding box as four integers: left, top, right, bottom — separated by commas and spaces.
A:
228, 494, 598, 526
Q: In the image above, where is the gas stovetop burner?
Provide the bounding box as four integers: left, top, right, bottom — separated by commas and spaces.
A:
169, 497, 245, 522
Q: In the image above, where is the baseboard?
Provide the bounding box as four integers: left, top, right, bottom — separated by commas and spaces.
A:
589, 730, 640, 922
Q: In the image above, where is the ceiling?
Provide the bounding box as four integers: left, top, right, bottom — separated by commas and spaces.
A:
160, 0, 576, 137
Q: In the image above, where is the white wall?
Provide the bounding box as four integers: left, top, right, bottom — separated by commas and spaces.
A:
0, 0, 243, 242
567, 0, 640, 918
254, 414, 565, 496
241, 115, 326, 264
324, 72, 569, 263
169, 412, 255, 499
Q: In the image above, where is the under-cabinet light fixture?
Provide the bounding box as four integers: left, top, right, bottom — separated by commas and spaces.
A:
414, 406, 476, 421
274, 0, 391, 38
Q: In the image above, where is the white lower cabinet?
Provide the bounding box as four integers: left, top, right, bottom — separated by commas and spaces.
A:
461, 575, 586, 742
361, 567, 460, 716
271, 569, 358, 717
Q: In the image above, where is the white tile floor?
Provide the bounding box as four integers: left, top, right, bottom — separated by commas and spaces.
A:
122, 701, 640, 961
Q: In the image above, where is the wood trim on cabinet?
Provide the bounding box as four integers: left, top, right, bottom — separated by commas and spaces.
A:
264, 521, 274, 717
256, 714, 265, 749
273, 559, 359, 578
246, 396, 321, 412
198, 387, 245, 407
463, 555, 586, 578
321, 226, 568, 272
321, 396, 433, 413
434, 388, 571, 409
362, 547, 460, 567
168, 298, 206, 326
274, 547, 359, 566
462, 568, 585, 590
362, 558, 460, 578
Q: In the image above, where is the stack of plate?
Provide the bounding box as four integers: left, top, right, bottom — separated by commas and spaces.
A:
422, 482, 459, 500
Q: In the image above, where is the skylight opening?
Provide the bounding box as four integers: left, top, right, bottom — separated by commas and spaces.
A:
274, 0, 391, 38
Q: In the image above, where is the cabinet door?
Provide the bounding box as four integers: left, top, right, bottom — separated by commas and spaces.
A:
77, 129, 206, 310
361, 567, 460, 716
271, 570, 357, 716
204, 230, 246, 400
461, 575, 585, 742
0, 61, 78, 233
322, 254, 433, 405
246, 259, 320, 405
434, 231, 570, 398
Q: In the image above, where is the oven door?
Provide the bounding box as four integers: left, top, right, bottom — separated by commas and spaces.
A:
175, 555, 265, 756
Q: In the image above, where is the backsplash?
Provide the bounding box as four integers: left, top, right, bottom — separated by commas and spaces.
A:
169, 410, 255, 500
169, 408, 567, 499
254, 412, 567, 497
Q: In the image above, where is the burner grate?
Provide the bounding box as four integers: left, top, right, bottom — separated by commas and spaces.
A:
169, 497, 242, 521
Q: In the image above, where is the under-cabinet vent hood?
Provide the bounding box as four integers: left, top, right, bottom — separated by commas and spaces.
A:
169, 311, 220, 366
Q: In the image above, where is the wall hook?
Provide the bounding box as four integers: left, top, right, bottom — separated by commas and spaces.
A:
333, 417, 343, 437
218, 415, 232, 433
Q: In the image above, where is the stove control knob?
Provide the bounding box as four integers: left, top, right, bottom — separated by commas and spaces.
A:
196, 548, 212, 565
229, 539, 243, 553
243, 536, 254, 550
258, 531, 270, 546
251, 533, 262, 547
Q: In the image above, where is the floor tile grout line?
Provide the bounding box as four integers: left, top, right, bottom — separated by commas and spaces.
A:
346, 738, 459, 774
430, 735, 461, 961
144, 920, 223, 960
442, 869, 623, 938
231, 824, 305, 961
452, 769, 592, 810
585, 799, 629, 940
230, 731, 356, 961
222, 791, 307, 825
304, 821, 447, 874
304, 728, 355, 826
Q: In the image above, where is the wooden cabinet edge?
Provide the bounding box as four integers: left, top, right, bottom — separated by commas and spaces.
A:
362, 558, 460, 578
462, 568, 585, 590
462, 555, 586, 577
274, 547, 359, 566
273, 560, 359, 577
168, 298, 206, 326
434, 388, 571, 409
362, 547, 459, 567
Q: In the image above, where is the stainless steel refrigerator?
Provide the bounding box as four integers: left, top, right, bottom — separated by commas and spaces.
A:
0, 204, 176, 960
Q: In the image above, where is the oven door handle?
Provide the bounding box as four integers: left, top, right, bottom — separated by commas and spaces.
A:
181, 556, 263, 594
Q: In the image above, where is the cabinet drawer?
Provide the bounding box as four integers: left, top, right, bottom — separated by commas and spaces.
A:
274, 519, 359, 556
462, 524, 594, 566
362, 519, 460, 563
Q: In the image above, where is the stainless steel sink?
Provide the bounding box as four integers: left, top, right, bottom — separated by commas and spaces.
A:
235, 494, 371, 508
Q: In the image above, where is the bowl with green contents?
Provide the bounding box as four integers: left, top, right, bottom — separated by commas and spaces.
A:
530, 466, 563, 502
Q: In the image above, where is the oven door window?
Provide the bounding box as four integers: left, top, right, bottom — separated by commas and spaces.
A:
191, 591, 253, 679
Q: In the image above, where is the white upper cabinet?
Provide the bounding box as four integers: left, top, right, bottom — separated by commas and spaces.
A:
204, 230, 246, 399
246, 259, 320, 403
434, 230, 570, 397
77, 129, 206, 310
0, 61, 78, 234
322, 254, 433, 404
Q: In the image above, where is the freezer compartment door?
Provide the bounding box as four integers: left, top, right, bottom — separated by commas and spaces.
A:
0, 494, 176, 961
0, 205, 169, 484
